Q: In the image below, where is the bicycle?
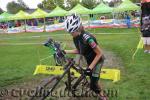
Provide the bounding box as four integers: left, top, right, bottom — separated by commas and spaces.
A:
30, 38, 104, 100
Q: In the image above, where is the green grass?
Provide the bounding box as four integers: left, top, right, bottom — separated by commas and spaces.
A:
0, 28, 150, 100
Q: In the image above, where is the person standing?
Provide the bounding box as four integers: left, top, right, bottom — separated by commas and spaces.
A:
141, 0, 150, 53
126, 14, 131, 28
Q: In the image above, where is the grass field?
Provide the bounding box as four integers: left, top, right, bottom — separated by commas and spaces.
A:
0, 28, 150, 100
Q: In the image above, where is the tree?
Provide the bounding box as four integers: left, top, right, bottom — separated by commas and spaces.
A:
17, 0, 29, 9
65, 0, 79, 10
37, 0, 81, 10
38, 0, 55, 10
109, 0, 122, 7
54, 0, 65, 9
0, 8, 3, 14
37, 3, 44, 9
81, 0, 99, 9
130, 0, 140, 3
37, 0, 65, 10
7, 0, 29, 14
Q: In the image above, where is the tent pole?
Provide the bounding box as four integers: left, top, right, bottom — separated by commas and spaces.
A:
6, 20, 8, 34
113, 12, 114, 21
94, 14, 96, 34
88, 14, 90, 31
44, 17, 46, 32
112, 12, 115, 24
24, 19, 27, 32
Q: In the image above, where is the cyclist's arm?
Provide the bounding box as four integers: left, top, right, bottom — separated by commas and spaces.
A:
65, 49, 79, 54
89, 45, 103, 70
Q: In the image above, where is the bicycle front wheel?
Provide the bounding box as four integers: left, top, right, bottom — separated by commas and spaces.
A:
29, 76, 60, 100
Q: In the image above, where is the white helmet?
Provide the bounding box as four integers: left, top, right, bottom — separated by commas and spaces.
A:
65, 14, 81, 33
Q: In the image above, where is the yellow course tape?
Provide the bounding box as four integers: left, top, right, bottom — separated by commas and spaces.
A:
34, 65, 120, 82
132, 37, 144, 60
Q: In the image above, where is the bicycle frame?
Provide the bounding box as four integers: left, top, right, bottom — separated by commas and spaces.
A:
41, 38, 89, 100
41, 58, 88, 99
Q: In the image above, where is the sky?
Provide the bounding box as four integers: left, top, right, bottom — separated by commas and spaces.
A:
0, 0, 43, 11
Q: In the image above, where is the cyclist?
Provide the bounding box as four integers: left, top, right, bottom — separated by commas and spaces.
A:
64, 14, 107, 100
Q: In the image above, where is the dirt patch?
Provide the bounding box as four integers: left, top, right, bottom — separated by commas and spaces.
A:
103, 50, 123, 68
0, 75, 51, 100
74, 50, 123, 68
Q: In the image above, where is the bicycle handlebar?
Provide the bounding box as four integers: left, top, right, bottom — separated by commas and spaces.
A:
44, 38, 60, 51
44, 38, 85, 75
44, 38, 65, 58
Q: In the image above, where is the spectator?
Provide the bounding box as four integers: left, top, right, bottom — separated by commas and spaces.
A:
31, 19, 34, 26
125, 14, 131, 28
8, 21, 12, 28
0, 23, 2, 29
15, 21, 21, 27
59, 17, 64, 23
2, 22, 7, 29
141, 1, 150, 53
33, 19, 38, 26
27, 20, 32, 26
100, 16, 105, 20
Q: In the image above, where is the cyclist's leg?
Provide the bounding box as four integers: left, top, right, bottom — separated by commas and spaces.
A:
90, 60, 108, 100
90, 61, 102, 94
92, 60, 103, 78
90, 76, 101, 94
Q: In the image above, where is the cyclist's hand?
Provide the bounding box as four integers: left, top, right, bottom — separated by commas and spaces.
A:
56, 50, 66, 58
84, 67, 92, 76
